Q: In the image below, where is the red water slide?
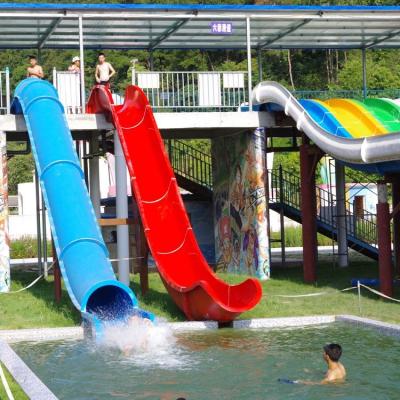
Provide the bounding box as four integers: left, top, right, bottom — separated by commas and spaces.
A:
87, 85, 262, 322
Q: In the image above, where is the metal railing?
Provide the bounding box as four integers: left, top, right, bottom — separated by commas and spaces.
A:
133, 70, 248, 112
53, 69, 83, 114
0, 68, 10, 115
293, 88, 400, 100
165, 139, 212, 190
269, 166, 378, 247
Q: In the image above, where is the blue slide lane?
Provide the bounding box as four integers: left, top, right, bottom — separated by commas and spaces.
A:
11, 79, 153, 336
299, 99, 351, 138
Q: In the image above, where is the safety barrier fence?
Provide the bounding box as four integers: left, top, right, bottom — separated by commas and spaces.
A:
293, 88, 400, 101
271, 280, 400, 316
132, 70, 249, 112
165, 139, 213, 190
269, 166, 378, 247
5, 67, 400, 114
0, 69, 10, 115
53, 69, 82, 114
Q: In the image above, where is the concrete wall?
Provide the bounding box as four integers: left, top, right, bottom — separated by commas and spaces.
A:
184, 196, 215, 265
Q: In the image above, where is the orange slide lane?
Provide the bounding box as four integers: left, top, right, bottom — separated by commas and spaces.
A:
87, 85, 262, 322
316, 99, 388, 138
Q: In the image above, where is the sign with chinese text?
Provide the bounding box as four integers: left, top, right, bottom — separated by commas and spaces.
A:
210, 21, 233, 35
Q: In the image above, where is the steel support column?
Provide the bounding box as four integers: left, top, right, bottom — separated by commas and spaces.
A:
89, 137, 100, 218
35, 169, 42, 275
52, 239, 62, 303
335, 161, 348, 267
114, 131, 130, 286
300, 143, 320, 283
41, 192, 48, 278
392, 175, 400, 275
377, 182, 393, 297
133, 198, 149, 296
362, 48, 367, 99
78, 16, 86, 112
257, 49, 263, 82
246, 17, 253, 110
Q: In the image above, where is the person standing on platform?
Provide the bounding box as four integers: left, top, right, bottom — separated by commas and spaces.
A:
68, 56, 81, 73
95, 52, 116, 87
27, 55, 44, 79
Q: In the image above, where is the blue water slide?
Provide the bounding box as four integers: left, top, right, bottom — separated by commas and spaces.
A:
11, 79, 153, 334
299, 99, 351, 138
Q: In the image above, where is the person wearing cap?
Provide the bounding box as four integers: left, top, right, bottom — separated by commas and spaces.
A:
68, 56, 80, 73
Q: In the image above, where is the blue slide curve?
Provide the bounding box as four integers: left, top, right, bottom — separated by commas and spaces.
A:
299, 99, 351, 138
11, 79, 153, 336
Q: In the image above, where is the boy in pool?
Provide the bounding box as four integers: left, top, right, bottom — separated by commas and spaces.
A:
321, 343, 346, 383
281, 343, 346, 385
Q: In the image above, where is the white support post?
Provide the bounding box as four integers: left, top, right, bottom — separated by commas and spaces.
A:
89, 137, 100, 218
114, 130, 130, 286
246, 17, 253, 110
257, 49, 263, 82
78, 16, 86, 112
362, 48, 367, 99
52, 67, 57, 87
5, 67, 10, 114
335, 161, 348, 267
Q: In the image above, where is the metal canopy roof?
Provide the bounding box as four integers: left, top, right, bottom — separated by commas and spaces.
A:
2, 3, 400, 50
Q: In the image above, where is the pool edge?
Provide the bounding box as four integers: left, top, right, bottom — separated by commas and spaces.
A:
2, 314, 400, 400
336, 315, 400, 337
0, 338, 58, 400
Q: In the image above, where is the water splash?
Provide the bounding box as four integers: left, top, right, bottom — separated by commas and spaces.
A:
98, 317, 192, 369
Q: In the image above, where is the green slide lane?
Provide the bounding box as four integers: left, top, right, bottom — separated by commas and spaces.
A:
360, 98, 400, 132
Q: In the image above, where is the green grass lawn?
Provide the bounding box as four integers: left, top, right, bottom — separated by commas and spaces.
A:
0, 362, 28, 400
1, 260, 399, 330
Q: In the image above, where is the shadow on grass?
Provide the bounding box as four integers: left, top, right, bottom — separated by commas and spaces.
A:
10, 271, 81, 325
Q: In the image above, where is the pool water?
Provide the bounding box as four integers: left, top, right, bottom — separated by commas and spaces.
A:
12, 322, 400, 400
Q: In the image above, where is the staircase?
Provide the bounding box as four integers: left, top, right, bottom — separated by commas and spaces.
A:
166, 141, 378, 260
269, 167, 379, 260
165, 139, 213, 200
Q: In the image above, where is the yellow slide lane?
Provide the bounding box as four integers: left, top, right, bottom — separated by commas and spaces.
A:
318, 99, 388, 138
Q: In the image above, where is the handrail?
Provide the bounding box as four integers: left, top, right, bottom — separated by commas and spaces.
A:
165, 139, 212, 190
293, 88, 400, 100
269, 166, 378, 247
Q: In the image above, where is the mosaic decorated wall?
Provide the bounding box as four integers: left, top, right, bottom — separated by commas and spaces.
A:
212, 128, 270, 280
0, 132, 9, 292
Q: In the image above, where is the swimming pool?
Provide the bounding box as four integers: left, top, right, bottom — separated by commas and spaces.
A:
12, 322, 400, 399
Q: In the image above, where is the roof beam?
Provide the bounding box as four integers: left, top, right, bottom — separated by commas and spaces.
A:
365, 27, 400, 48
148, 18, 189, 49
38, 17, 63, 49
258, 19, 311, 49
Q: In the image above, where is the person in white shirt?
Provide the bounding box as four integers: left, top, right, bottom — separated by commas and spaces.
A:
68, 56, 80, 73
95, 52, 116, 87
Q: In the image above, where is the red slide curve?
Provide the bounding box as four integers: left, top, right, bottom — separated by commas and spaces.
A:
87, 85, 262, 322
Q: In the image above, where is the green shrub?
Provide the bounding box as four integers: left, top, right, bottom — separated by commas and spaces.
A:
270, 226, 334, 248
10, 236, 52, 259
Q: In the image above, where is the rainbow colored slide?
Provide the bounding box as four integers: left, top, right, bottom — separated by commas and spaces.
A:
254, 82, 400, 174
87, 85, 262, 322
